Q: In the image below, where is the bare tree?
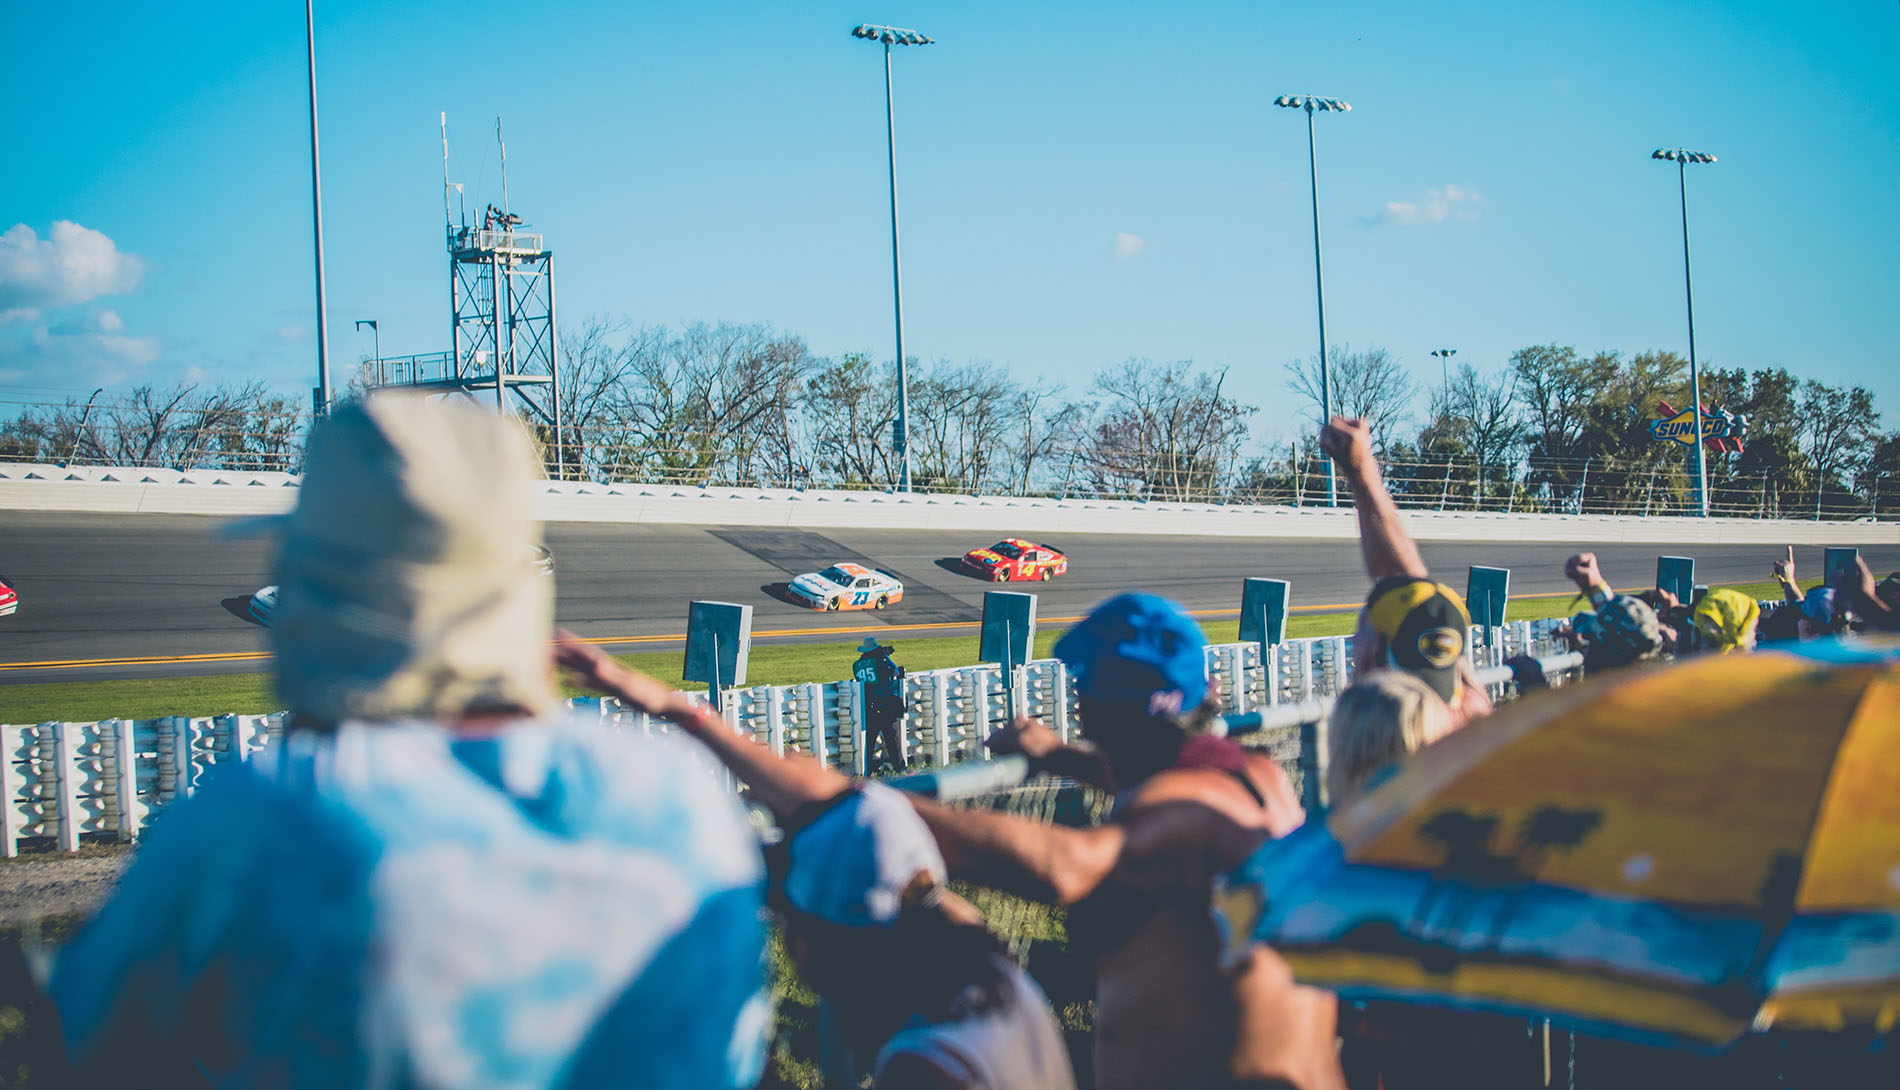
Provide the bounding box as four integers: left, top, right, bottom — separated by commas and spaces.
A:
1079, 359, 1256, 501
1798, 379, 1879, 496
803, 352, 899, 488
1424, 364, 1524, 500
1285, 344, 1416, 452
1008, 383, 1085, 496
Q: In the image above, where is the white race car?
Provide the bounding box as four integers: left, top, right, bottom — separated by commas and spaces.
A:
249, 585, 278, 626
785, 563, 905, 612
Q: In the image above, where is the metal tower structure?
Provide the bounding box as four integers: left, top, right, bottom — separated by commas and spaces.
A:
357, 118, 566, 474
359, 212, 565, 474
447, 212, 561, 434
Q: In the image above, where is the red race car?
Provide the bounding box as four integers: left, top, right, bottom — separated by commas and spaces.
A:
961, 539, 1068, 582
0, 578, 15, 617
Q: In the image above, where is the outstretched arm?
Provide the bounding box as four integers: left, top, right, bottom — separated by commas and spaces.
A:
1774, 547, 1802, 607
906, 795, 1125, 906
1320, 417, 1428, 582
1835, 557, 1900, 632
554, 633, 850, 817
986, 716, 1119, 794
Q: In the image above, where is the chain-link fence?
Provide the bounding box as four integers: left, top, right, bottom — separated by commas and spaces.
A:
5, 393, 1892, 522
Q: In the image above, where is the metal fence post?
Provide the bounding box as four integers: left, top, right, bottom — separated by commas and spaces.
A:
932, 672, 952, 766
1265, 642, 1280, 707
1051, 660, 1072, 741
1298, 712, 1329, 816
805, 682, 827, 769
766, 689, 786, 757
52, 720, 79, 852
112, 718, 140, 841
849, 682, 868, 777
0, 725, 20, 858
1227, 644, 1248, 715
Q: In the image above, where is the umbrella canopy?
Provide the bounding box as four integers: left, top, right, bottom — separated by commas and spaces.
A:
1213, 639, 1900, 1047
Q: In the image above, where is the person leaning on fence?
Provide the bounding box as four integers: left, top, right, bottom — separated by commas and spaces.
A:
48, 394, 772, 1090
1557, 552, 1664, 672
902, 593, 1345, 1090
857, 637, 910, 773
1320, 417, 1493, 727
554, 636, 1076, 1090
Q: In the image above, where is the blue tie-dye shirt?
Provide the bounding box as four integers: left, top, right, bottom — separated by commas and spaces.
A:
51, 716, 770, 1090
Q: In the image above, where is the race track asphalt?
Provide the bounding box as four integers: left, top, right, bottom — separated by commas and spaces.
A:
3, 511, 1896, 686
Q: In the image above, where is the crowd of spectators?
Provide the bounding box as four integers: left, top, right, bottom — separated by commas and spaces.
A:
29, 394, 1900, 1088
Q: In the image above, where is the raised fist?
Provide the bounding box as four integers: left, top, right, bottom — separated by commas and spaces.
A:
1318, 417, 1374, 474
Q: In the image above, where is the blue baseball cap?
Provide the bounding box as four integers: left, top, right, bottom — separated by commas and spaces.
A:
1801, 586, 1837, 626
1054, 593, 1209, 710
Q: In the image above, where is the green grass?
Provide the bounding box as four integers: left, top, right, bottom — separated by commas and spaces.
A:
0, 578, 1800, 724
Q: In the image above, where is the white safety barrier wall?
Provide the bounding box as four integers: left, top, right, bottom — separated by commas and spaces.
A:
1, 621, 1585, 856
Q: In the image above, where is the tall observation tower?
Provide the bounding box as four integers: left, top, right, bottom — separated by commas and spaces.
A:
361, 208, 565, 475
444, 209, 561, 434
359, 117, 566, 476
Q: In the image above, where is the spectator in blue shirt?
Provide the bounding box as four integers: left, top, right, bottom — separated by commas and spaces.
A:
49, 394, 770, 1090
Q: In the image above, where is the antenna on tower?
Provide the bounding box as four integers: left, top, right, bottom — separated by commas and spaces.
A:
440, 112, 452, 227
497, 116, 510, 216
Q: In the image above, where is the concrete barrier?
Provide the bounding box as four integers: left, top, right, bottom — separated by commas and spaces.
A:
3, 462, 1892, 544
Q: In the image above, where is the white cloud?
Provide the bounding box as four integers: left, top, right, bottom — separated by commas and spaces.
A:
0, 221, 143, 313
1113, 232, 1145, 260
1, 308, 159, 387
1375, 185, 1482, 227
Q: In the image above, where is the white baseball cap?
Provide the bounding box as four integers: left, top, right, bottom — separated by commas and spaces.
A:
782, 782, 946, 927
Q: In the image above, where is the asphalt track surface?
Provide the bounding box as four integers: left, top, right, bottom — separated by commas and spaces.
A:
2, 511, 1896, 687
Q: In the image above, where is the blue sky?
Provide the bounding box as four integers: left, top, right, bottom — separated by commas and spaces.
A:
3, 1, 1897, 444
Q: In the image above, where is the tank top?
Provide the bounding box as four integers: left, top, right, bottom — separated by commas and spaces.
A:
871, 955, 1077, 1090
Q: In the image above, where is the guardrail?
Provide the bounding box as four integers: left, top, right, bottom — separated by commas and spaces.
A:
8, 461, 1893, 544
0, 621, 1580, 856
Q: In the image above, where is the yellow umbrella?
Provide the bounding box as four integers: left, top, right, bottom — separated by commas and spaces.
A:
1213, 640, 1900, 1045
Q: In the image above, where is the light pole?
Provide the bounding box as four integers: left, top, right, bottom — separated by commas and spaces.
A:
1275, 93, 1351, 507
1429, 347, 1457, 394
355, 319, 379, 384
851, 23, 933, 493
64, 387, 104, 466
304, 0, 331, 418
1653, 148, 1716, 518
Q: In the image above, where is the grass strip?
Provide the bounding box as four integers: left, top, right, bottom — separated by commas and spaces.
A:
0, 579, 1799, 724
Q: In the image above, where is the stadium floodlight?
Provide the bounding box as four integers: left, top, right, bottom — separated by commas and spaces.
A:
852, 24, 934, 45
850, 24, 935, 493
1430, 348, 1457, 391
1275, 93, 1352, 507
1653, 147, 1718, 517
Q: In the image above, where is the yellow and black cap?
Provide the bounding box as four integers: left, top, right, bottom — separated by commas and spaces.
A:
1364, 575, 1471, 703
